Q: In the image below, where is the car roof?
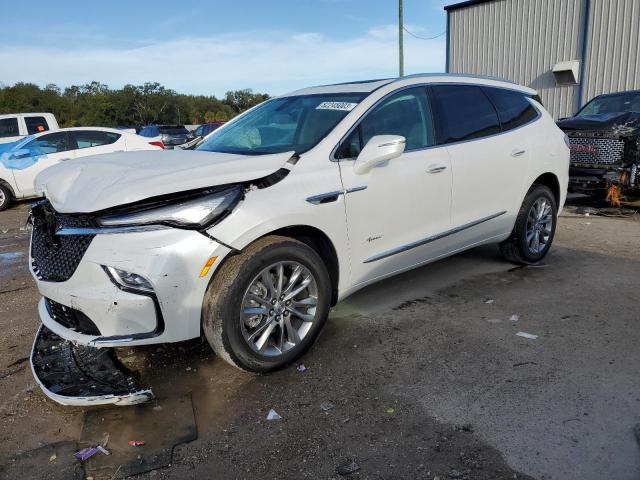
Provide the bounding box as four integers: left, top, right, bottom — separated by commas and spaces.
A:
31, 127, 127, 137
282, 73, 536, 97
590, 89, 640, 99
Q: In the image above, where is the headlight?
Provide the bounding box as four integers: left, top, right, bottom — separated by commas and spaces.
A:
97, 185, 243, 229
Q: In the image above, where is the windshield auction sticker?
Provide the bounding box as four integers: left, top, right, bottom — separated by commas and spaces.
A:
316, 102, 358, 111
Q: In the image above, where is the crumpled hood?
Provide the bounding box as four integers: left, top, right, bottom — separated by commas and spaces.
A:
557, 111, 640, 132
35, 149, 294, 213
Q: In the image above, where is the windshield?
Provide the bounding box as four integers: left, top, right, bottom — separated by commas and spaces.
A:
577, 91, 640, 117
197, 93, 366, 155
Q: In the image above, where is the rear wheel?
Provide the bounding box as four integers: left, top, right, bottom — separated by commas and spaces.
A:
0, 184, 12, 211
499, 184, 557, 264
202, 236, 331, 372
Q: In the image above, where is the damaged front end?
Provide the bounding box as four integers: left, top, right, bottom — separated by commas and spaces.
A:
560, 118, 640, 205
30, 325, 153, 406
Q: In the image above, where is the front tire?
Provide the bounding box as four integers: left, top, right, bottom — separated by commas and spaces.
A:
499, 184, 557, 264
0, 184, 12, 211
202, 235, 331, 373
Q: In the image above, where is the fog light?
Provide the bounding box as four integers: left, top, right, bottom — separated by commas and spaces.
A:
104, 266, 154, 293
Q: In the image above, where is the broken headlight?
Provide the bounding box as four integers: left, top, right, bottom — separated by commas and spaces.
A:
97, 185, 243, 229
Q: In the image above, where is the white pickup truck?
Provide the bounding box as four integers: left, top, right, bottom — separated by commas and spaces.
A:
0, 113, 59, 144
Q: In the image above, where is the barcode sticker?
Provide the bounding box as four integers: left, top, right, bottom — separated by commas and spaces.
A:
316, 102, 358, 111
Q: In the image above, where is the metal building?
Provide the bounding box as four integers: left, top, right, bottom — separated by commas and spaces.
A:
445, 0, 640, 119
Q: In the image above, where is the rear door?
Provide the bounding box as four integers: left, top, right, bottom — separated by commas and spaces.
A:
12, 132, 75, 196
337, 86, 452, 287
429, 84, 527, 244
70, 130, 124, 158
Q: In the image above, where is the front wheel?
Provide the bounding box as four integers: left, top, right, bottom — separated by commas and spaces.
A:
499, 184, 557, 264
202, 235, 331, 373
0, 184, 12, 211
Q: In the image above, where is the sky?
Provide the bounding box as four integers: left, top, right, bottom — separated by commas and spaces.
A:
0, 0, 450, 97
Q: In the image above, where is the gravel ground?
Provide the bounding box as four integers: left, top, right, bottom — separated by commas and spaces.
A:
0, 200, 639, 479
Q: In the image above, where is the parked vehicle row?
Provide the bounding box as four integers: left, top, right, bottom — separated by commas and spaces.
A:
0, 127, 162, 210
26, 73, 569, 406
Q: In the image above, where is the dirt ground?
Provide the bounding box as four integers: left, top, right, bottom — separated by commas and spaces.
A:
1, 200, 639, 480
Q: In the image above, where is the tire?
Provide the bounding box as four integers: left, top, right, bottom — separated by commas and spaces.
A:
202, 235, 332, 373
0, 184, 12, 211
499, 184, 557, 264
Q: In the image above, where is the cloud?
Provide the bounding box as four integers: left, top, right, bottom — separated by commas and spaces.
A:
0, 26, 445, 96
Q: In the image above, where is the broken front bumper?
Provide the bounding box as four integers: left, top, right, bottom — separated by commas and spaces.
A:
30, 325, 153, 406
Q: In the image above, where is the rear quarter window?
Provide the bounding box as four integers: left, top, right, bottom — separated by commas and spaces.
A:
483, 87, 538, 131
430, 85, 501, 145
25, 116, 50, 135
0, 118, 19, 138
72, 131, 121, 149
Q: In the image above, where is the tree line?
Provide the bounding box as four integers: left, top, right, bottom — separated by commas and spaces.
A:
0, 81, 270, 127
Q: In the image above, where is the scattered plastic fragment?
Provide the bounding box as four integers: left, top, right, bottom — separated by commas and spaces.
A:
48, 453, 57, 463
510, 314, 520, 322
516, 331, 538, 340
320, 402, 335, 412
74, 447, 100, 461
266, 409, 281, 421
484, 299, 494, 304
385, 407, 395, 414
336, 460, 361, 476
97, 445, 110, 456
296, 364, 308, 373
128, 440, 145, 447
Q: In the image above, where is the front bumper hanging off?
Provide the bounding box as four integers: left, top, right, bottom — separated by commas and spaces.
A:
30, 325, 153, 406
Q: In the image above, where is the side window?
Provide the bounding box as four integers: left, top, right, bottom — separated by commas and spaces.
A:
72, 130, 121, 149
483, 87, 538, 131
336, 87, 434, 159
30, 132, 69, 154
0, 118, 19, 138
430, 85, 501, 144
25, 116, 50, 135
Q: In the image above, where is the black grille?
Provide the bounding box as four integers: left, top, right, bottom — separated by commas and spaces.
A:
45, 298, 101, 335
568, 136, 625, 165
30, 202, 96, 282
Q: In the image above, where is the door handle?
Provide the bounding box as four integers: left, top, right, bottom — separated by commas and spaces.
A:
427, 165, 447, 174
511, 149, 526, 157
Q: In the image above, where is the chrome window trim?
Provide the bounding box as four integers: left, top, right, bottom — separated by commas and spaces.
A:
363, 210, 507, 263
330, 82, 542, 162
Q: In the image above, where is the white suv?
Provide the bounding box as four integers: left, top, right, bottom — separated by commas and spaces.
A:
29, 74, 569, 405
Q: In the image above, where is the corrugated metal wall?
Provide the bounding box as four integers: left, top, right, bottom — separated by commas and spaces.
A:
448, 0, 586, 119
581, 0, 640, 103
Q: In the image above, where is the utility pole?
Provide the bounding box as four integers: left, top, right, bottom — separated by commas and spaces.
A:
398, 0, 404, 77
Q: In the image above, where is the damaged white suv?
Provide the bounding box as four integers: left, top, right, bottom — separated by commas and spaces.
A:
29, 74, 569, 405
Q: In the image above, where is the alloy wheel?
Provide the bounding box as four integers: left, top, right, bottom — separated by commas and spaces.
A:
526, 197, 553, 254
240, 261, 319, 357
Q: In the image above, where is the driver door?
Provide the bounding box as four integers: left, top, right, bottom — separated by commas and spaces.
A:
336, 87, 452, 288
12, 131, 75, 197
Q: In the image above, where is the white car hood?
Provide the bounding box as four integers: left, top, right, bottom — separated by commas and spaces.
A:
35, 149, 294, 213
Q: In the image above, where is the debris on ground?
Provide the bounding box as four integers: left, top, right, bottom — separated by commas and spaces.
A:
510, 314, 520, 322
484, 299, 494, 304
74, 446, 108, 461
385, 407, 395, 414
48, 453, 57, 463
516, 332, 538, 340
320, 402, 335, 412
296, 364, 308, 373
266, 409, 281, 421
128, 440, 145, 447
336, 460, 361, 476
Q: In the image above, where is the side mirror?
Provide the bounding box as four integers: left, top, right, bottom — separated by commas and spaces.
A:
12, 149, 31, 159
353, 135, 406, 175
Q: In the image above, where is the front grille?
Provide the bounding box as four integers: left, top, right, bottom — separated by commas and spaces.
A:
568, 136, 625, 166
45, 298, 101, 335
30, 203, 95, 282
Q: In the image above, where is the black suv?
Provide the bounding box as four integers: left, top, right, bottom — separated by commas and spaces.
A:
557, 90, 640, 202
138, 124, 193, 148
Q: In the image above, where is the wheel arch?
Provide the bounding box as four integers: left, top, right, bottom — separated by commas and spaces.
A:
0, 178, 16, 198
532, 172, 560, 206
